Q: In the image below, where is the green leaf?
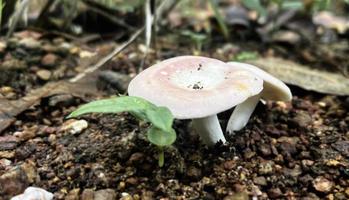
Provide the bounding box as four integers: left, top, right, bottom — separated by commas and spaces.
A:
147, 126, 176, 147
67, 96, 155, 118
145, 107, 174, 132
242, 0, 267, 17
281, 0, 304, 10
233, 51, 259, 61
208, 0, 230, 40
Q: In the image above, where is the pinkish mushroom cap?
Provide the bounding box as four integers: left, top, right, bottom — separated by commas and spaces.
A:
226, 61, 292, 133
128, 56, 263, 145
128, 56, 263, 119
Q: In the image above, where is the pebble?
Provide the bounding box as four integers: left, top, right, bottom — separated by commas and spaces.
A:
48, 94, 75, 107
65, 188, 80, 200
313, 176, 333, 193
268, 188, 283, 198
0, 158, 12, 169
61, 119, 88, 135
0, 150, 15, 158
187, 166, 202, 179
291, 111, 312, 128
36, 69, 52, 81
10, 187, 53, 200
1, 59, 27, 70
259, 143, 272, 156
253, 176, 267, 186
0, 86, 14, 95
41, 53, 58, 68
223, 192, 249, 200
98, 70, 132, 93
0, 161, 37, 198
18, 38, 41, 49
81, 189, 94, 200
0, 135, 18, 150
14, 126, 38, 141
332, 140, 349, 157
94, 189, 116, 200
258, 161, 274, 175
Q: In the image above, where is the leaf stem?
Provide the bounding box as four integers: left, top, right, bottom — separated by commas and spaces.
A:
158, 147, 164, 167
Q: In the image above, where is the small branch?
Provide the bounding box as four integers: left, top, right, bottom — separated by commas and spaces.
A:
70, 0, 178, 83
6, 0, 30, 39
81, 0, 135, 31
69, 27, 144, 83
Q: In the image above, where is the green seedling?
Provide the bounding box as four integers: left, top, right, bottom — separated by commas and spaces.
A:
181, 30, 208, 52
67, 96, 176, 167
233, 51, 259, 61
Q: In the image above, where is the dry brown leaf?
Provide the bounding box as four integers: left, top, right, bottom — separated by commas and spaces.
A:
248, 57, 349, 96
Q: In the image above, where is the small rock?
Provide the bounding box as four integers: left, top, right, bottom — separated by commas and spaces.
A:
14, 126, 38, 141
36, 69, 51, 81
258, 161, 274, 175
125, 177, 138, 185
279, 141, 297, 156
325, 159, 341, 166
11, 187, 53, 200
1, 59, 27, 70
0, 86, 14, 95
0, 158, 12, 169
268, 188, 283, 198
345, 188, 349, 197
0, 161, 37, 198
0, 150, 15, 158
127, 152, 144, 164
332, 140, 349, 157
0, 136, 18, 151
48, 94, 75, 107
313, 176, 333, 193
61, 119, 88, 135
187, 166, 202, 179
259, 143, 272, 156
120, 192, 133, 200
98, 70, 132, 93
41, 53, 59, 68
65, 188, 80, 200
81, 189, 94, 200
283, 165, 302, 177
291, 111, 312, 128
18, 38, 41, 49
223, 160, 236, 170
253, 176, 267, 186
223, 192, 249, 200
94, 189, 116, 200
0, 41, 7, 52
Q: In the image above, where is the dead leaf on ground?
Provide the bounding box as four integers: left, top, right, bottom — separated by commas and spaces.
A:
248, 57, 349, 96
0, 73, 100, 134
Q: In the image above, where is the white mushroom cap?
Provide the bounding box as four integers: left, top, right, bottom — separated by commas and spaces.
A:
128, 56, 263, 119
227, 61, 292, 101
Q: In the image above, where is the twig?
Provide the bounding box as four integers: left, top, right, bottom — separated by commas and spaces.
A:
35, 0, 56, 27
6, 0, 30, 39
70, 0, 178, 83
81, 0, 135, 31
139, 0, 153, 71
69, 27, 144, 83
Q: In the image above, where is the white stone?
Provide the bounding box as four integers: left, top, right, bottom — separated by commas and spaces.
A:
11, 187, 53, 200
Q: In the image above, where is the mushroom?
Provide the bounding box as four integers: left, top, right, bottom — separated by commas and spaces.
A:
128, 56, 263, 146
226, 61, 292, 133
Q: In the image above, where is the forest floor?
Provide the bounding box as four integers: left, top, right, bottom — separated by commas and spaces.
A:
0, 29, 348, 200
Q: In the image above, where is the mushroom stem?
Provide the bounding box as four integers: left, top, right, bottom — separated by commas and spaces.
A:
226, 93, 262, 134
192, 115, 226, 146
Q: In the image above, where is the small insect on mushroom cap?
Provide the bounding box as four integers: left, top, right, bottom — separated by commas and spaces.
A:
128, 56, 264, 119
